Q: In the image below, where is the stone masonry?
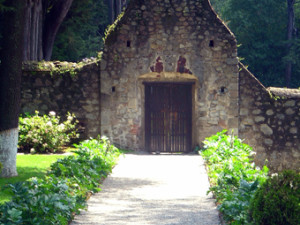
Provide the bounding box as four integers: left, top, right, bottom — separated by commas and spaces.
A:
100, 0, 239, 151
20, 0, 300, 172
21, 61, 101, 138
239, 63, 300, 171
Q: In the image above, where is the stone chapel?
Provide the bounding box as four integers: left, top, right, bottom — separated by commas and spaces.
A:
21, 0, 300, 171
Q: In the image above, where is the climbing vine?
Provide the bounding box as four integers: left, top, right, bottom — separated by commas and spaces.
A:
103, 11, 125, 46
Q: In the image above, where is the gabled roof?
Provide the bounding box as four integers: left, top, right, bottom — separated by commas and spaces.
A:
105, 0, 236, 46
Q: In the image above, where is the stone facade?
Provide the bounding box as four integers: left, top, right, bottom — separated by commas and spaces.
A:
21, 61, 101, 138
20, 0, 300, 172
239, 63, 300, 172
101, 0, 239, 150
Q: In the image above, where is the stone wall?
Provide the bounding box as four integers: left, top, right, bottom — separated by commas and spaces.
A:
21, 61, 101, 139
239, 63, 300, 172
19, 0, 299, 172
101, 0, 239, 151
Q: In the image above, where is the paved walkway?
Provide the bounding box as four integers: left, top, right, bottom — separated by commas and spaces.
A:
71, 154, 221, 225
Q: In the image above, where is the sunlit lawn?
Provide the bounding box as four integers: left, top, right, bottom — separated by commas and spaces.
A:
0, 154, 66, 204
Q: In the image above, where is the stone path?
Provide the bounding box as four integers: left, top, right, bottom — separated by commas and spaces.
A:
71, 153, 221, 225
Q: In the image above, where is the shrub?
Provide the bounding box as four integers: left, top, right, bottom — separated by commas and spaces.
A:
49, 137, 120, 196
0, 177, 84, 225
249, 170, 300, 225
19, 111, 79, 153
200, 130, 269, 224
0, 137, 120, 224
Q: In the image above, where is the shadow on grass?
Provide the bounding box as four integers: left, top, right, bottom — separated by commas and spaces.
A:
0, 151, 66, 204
0, 166, 49, 204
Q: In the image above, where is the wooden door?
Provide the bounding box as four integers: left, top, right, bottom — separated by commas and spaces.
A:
145, 83, 192, 153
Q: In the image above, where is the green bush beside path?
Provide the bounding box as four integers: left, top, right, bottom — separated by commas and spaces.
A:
0, 137, 120, 225
200, 130, 269, 224
0, 154, 66, 204
201, 130, 299, 225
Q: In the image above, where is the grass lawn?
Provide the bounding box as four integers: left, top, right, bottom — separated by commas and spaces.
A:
0, 154, 66, 204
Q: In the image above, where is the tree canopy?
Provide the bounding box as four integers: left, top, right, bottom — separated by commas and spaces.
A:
0, 0, 120, 62
211, 0, 300, 88
1, 0, 299, 87
51, 0, 109, 61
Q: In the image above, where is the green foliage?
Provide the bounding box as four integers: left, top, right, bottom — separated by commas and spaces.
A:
0, 137, 120, 224
0, 177, 81, 225
294, 5, 300, 78
211, 0, 300, 88
226, 0, 287, 87
0, 155, 66, 204
73, 136, 120, 167
0, 0, 13, 12
219, 179, 260, 224
18, 111, 79, 153
52, 0, 109, 62
284, 37, 300, 80
210, 0, 230, 15
249, 170, 300, 225
33, 60, 98, 77
49, 137, 120, 196
200, 130, 269, 224
0, 0, 14, 47
103, 11, 124, 46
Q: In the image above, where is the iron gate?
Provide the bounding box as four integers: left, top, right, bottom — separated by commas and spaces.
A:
145, 83, 192, 153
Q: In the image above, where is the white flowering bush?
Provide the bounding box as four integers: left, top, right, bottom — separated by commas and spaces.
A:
19, 111, 79, 153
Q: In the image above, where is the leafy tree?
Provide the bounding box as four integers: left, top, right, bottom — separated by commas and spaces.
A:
211, 0, 300, 88
0, 0, 25, 177
2, 0, 111, 62
52, 0, 109, 61
284, 1, 300, 87
0, 0, 11, 11
107, 0, 128, 24
52, 0, 130, 61
224, 0, 287, 87
23, 0, 74, 61
210, 0, 230, 15
285, 0, 297, 87
0, 0, 11, 49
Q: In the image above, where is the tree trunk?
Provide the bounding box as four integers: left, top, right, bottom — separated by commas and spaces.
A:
285, 0, 296, 87
23, 0, 44, 61
115, 0, 122, 16
43, 0, 73, 60
23, 0, 73, 61
107, 0, 128, 24
0, 129, 19, 177
0, 0, 25, 177
107, 0, 115, 24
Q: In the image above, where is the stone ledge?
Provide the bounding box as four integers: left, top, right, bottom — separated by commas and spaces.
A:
138, 72, 198, 82
22, 58, 100, 73
268, 87, 300, 99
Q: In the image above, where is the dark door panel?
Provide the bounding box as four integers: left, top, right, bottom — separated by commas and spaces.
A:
145, 83, 192, 153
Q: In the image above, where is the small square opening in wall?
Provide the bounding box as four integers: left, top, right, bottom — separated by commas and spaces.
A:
209, 40, 214, 47
127, 40, 131, 47
112, 86, 116, 92
220, 86, 227, 94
